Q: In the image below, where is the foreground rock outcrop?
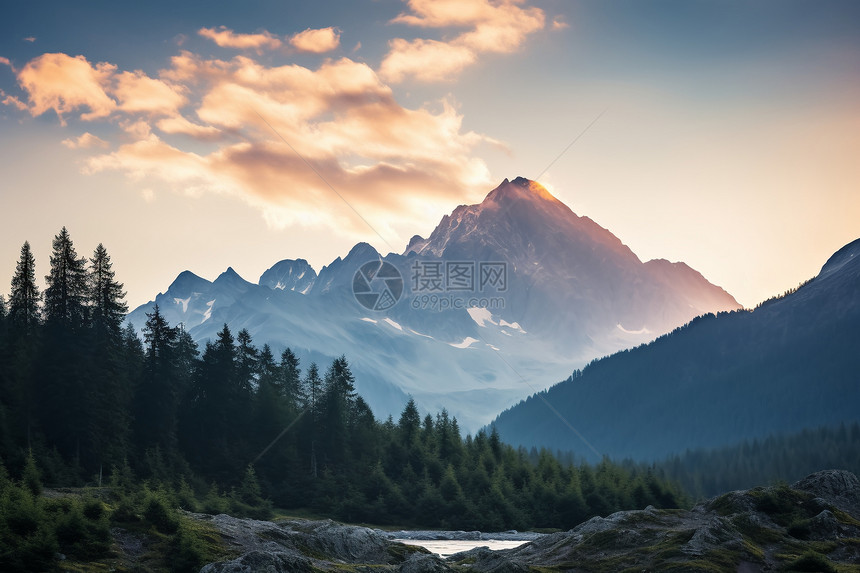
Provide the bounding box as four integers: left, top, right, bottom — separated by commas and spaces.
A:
194, 470, 860, 572
453, 470, 860, 572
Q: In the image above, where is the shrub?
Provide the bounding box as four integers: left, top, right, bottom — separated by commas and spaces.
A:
787, 550, 837, 573
143, 488, 180, 534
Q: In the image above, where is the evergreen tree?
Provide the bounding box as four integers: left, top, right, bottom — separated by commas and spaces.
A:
82, 243, 133, 467
88, 243, 127, 336
279, 348, 303, 409
398, 398, 421, 446
303, 362, 322, 477
9, 241, 40, 332
38, 229, 92, 468
4, 244, 41, 455
235, 328, 259, 395
320, 356, 357, 467
43, 227, 88, 328
135, 305, 180, 456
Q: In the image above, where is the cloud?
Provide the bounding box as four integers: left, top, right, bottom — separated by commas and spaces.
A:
62, 132, 109, 149
552, 15, 569, 30
16, 53, 116, 123
0, 56, 15, 73
114, 70, 186, 115
1, 93, 28, 111
80, 52, 493, 241
5, 14, 522, 244
379, 39, 476, 83
23, 37, 36, 43
155, 115, 221, 139
198, 26, 282, 52
382, 0, 545, 83
289, 27, 341, 54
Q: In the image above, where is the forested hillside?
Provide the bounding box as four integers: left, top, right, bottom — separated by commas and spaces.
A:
0, 228, 685, 547
492, 238, 860, 460
651, 422, 860, 499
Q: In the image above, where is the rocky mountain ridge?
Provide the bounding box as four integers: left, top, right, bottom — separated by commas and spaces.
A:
126, 177, 740, 431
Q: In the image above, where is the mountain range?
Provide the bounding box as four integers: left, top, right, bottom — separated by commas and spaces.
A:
126, 177, 740, 431
491, 237, 860, 460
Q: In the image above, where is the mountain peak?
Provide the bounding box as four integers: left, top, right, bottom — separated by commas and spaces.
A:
214, 266, 249, 286
259, 258, 317, 293
484, 177, 561, 206
168, 270, 211, 294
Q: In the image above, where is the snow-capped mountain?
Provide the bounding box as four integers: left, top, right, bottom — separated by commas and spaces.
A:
258, 259, 316, 294
126, 177, 740, 431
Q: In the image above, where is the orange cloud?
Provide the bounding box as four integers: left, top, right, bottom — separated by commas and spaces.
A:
80, 51, 493, 241
379, 39, 475, 83
198, 26, 282, 52
16, 53, 116, 123
552, 15, 570, 30
6, 18, 514, 244
62, 132, 109, 149
382, 0, 545, 82
114, 70, 186, 115
155, 115, 221, 139
289, 27, 341, 54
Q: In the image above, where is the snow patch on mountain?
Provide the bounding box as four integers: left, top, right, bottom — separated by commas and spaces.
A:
383, 318, 403, 331
467, 307, 495, 327
617, 323, 651, 335
450, 337, 479, 349
202, 300, 215, 323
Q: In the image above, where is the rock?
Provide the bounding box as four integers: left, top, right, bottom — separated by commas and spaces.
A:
397, 552, 455, 572
793, 469, 860, 517
681, 516, 743, 556
192, 472, 860, 572
199, 550, 312, 573
192, 514, 432, 572
449, 547, 527, 573
454, 472, 860, 572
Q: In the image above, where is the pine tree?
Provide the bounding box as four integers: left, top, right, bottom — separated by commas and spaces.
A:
304, 362, 322, 477
43, 227, 88, 328
398, 398, 421, 446
135, 305, 180, 454
38, 229, 94, 468
235, 328, 259, 395
88, 243, 127, 336
320, 356, 357, 466
9, 241, 40, 332
279, 348, 303, 409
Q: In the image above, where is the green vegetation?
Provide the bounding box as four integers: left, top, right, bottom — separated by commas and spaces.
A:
651, 423, 860, 499
0, 453, 230, 573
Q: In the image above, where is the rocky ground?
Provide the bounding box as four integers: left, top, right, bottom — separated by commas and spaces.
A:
192, 470, 860, 572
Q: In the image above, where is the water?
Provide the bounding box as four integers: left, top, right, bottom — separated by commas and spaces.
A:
394, 538, 529, 557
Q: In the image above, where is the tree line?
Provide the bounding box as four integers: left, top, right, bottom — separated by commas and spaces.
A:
0, 228, 686, 535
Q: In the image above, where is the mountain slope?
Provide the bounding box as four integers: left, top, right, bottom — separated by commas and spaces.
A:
406, 177, 740, 353
491, 237, 860, 461
127, 177, 740, 431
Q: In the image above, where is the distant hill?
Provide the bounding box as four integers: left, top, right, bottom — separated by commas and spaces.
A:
491, 238, 860, 461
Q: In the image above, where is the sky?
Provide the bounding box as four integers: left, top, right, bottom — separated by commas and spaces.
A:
1, 0, 858, 310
